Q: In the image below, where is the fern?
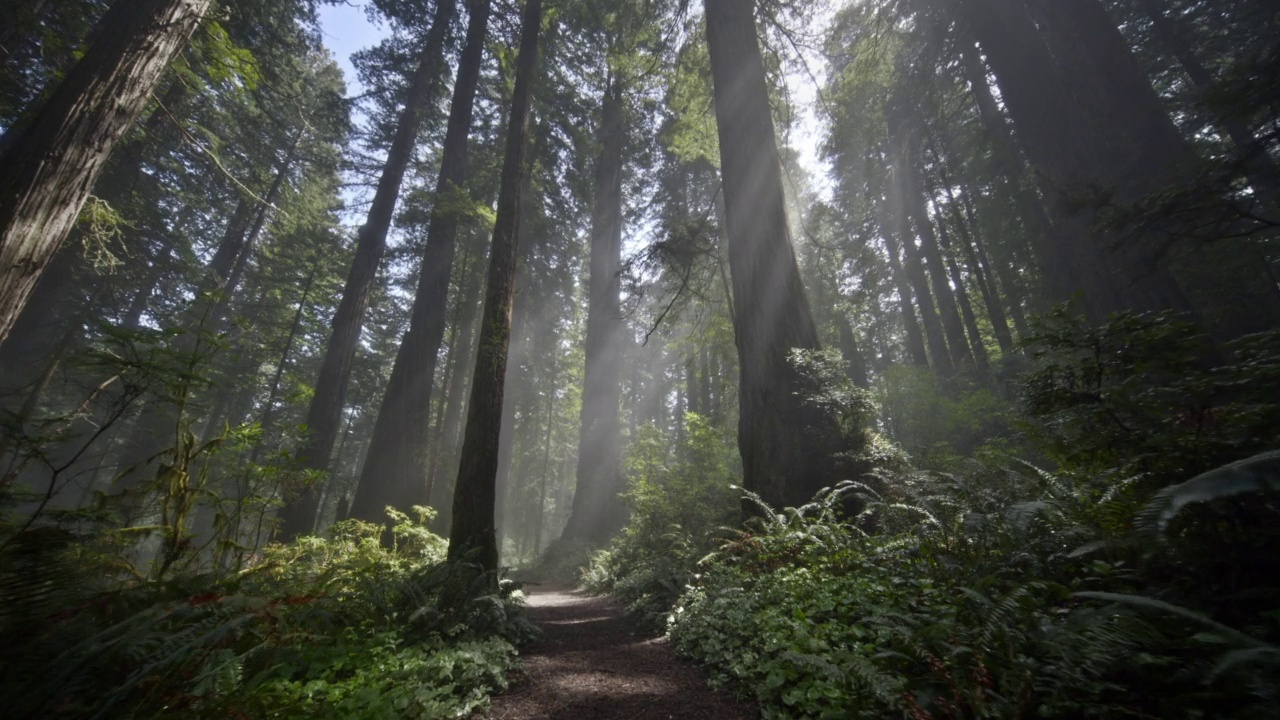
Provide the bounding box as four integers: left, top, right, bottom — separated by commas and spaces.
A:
1136, 449, 1280, 536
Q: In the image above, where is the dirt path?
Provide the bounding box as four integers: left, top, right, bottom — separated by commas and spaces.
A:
485, 584, 756, 720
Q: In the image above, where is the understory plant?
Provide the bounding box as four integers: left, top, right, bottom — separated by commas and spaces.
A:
0, 506, 535, 719
604, 313, 1280, 719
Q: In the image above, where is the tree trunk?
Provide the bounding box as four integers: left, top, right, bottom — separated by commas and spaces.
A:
348, 0, 490, 527
888, 153, 952, 375
559, 78, 627, 544
958, 38, 1065, 297
1136, 0, 1280, 196
1029, 0, 1195, 315
277, 0, 457, 540
876, 190, 929, 366
960, 0, 1190, 318
698, 345, 712, 415
447, 0, 542, 571
900, 132, 971, 367
936, 213, 990, 370
248, 255, 320, 466
427, 240, 485, 534
925, 137, 1015, 354
0, 0, 210, 345
837, 314, 871, 389
704, 0, 851, 509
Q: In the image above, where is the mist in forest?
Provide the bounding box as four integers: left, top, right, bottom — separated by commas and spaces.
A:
1, 0, 1278, 717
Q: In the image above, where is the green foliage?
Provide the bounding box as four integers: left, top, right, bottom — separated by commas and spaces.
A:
590, 311, 1280, 719
667, 455, 1280, 719
582, 416, 740, 627
1021, 310, 1280, 483
876, 364, 1014, 470
0, 511, 527, 720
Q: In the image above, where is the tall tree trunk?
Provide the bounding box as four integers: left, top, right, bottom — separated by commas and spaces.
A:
0, 0, 210, 345
348, 0, 491, 527
877, 190, 929, 366
448, 0, 542, 571
936, 213, 990, 369
426, 241, 485, 533
532, 358, 555, 555
925, 137, 1015, 354
958, 38, 1064, 296
1028, 0, 1197, 315
248, 255, 321, 466
112, 136, 299, 490
1136, 0, 1280, 196
277, 0, 457, 540
960, 0, 1190, 318
899, 131, 971, 367
698, 345, 712, 415
889, 156, 952, 375
704, 0, 851, 509
558, 78, 626, 544
837, 314, 871, 390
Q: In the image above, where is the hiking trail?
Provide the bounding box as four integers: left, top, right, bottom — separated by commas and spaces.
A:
485, 584, 756, 719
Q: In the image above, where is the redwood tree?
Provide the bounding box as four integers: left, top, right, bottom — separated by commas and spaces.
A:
347, 0, 493, 527
0, 0, 211, 344
277, 0, 458, 539
703, 0, 853, 509
448, 0, 543, 570
558, 77, 627, 543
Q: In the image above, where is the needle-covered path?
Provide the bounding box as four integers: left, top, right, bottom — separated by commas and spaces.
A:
485, 584, 757, 719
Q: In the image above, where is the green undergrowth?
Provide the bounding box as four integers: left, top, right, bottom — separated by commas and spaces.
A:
591, 313, 1280, 719
0, 507, 537, 719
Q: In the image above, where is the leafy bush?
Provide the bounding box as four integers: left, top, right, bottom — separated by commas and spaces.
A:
0, 507, 529, 719
582, 416, 740, 627
668, 460, 1280, 719
595, 313, 1280, 719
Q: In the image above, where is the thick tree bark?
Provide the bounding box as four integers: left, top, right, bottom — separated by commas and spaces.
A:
704, 0, 851, 509
0, 0, 210, 345
348, 0, 491, 527
277, 0, 457, 540
960, 0, 1190, 318
558, 78, 627, 544
448, 0, 542, 571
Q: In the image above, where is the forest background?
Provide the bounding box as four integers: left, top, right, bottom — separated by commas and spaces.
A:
0, 0, 1278, 718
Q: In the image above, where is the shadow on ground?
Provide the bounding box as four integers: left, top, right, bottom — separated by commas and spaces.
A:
485, 584, 756, 720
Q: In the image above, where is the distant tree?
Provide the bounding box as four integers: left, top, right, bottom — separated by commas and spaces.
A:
558, 77, 627, 544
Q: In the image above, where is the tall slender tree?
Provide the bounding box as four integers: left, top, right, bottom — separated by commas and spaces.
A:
277, 0, 458, 539
558, 77, 627, 543
347, 0, 493, 527
448, 0, 543, 571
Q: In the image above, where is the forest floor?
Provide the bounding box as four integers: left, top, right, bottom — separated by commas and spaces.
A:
484, 583, 756, 719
